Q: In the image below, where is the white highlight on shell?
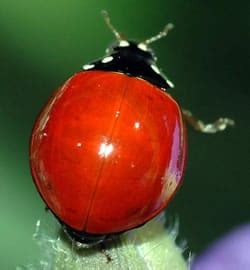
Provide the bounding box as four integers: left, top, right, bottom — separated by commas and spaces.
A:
134, 121, 140, 129
101, 56, 114, 63
119, 40, 130, 47
82, 64, 95, 70
151, 64, 161, 74
137, 43, 148, 51
38, 97, 57, 132
98, 143, 114, 158
76, 142, 82, 147
115, 111, 120, 118
42, 132, 48, 137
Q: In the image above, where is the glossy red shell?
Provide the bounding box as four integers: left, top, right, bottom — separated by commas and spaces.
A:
30, 71, 186, 234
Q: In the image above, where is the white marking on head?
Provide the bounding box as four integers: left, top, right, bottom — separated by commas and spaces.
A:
137, 43, 148, 51
101, 56, 114, 63
151, 64, 161, 74
119, 40, 130, 47
167, 79, 175, 88
83, 64, 95, 70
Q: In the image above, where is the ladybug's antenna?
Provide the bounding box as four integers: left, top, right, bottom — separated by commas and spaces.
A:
144, 23, 174, 45
101, 10, 122, 41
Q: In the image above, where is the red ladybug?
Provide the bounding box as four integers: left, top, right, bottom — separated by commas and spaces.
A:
30, 12, 233, 247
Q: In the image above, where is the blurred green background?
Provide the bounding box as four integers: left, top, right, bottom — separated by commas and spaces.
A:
0, 0, 249, 268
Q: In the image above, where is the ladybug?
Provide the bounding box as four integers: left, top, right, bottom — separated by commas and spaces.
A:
30, 11, 234, 247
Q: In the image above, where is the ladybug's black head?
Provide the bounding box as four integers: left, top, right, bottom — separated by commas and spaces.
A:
101, 10, 174, 65
106, 40, 156, 64
82, 11, 175, 90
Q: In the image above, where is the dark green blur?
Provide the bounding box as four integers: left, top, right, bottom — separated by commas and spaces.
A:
0, 0, 249, 268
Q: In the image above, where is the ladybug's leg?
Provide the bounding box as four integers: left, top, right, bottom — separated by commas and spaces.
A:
182, 109, 234, 134
99, 242, 112, 263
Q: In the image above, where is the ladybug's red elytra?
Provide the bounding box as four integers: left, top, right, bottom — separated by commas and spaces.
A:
30, 11, 234, 247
